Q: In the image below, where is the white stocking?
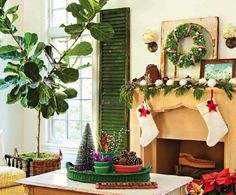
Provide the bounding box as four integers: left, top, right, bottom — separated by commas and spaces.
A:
197, 98, 228, 147
136, 101, 159, 147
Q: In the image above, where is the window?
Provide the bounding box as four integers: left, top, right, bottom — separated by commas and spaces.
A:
46, 0, 96, 146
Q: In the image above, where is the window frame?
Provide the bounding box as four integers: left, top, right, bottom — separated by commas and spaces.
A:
42, 0, 99, 150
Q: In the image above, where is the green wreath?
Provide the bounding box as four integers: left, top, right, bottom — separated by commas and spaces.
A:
165, 23, 207, 68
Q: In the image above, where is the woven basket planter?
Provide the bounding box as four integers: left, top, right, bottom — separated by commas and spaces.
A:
29, 155, 61, 176
17, 151, 62, 176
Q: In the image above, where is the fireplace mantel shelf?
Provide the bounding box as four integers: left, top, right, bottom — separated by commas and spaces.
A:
130, 88, 236, 173
132, 88, 235, 112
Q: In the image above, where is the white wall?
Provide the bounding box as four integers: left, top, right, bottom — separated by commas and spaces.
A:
2, 0, 236, 162
104, 0, 236, 80
0, 0, 25, 154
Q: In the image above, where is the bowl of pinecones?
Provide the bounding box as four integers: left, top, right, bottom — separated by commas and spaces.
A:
112, 151, 143, 173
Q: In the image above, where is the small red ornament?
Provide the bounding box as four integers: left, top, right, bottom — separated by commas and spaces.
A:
206, 100, 218, 112
206, 89, 218, 112
138, 105, 150, 117
162, 76, 169, 84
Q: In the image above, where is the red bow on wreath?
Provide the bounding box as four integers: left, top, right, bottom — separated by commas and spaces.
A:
201, 169, 232, 193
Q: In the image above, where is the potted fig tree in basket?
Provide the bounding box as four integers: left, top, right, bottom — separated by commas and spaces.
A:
0, 0, 113, 175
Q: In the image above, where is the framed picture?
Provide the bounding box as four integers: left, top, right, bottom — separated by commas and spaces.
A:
200, 59, 236, 80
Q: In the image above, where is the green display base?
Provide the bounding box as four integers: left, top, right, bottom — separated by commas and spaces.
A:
66, 162, 152, 183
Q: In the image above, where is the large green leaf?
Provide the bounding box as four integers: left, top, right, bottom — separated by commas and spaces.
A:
55, 68, 79, 83
0, 0, 7, 8
88, 22, 114, 41
24, 32, 38, 53
44, 45, 53, 59
7, 85, 22, 104
18, 71, 30, 85
32, 58, 44, 70
79, 0, 95, 17
0, 21, 11, 34
0, 78, 15, 90
64, 88, 78, 98
0, 45, 19, 54
63, 56, 70, 64
92, 3, 101, 13
24, 62, 42, 82
41, 104, 55, 119
26, 88, 39, 108
67, 41, 93, 56
38, 82, 51, 105
12, 14, 18, 23
20, 95, 28, 107
33, 42, 45, 58
4, 75, 18, 82
0, 50, 21, 60
4, 62, 19, 73
99, 0, 109, 7
63, 24, 84, 36
66, 3, 88, 22
55, 94, 69, 114
6, 5, 19, 14
14, 36, 24, 47
2, 75, 18, 90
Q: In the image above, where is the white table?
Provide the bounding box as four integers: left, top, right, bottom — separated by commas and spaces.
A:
17, 170, 192, 195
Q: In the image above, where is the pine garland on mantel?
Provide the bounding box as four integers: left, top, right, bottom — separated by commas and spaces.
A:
120, 79, 235, 109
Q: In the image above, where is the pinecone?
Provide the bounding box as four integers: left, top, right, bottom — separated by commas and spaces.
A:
120, 150, 129, 158
118, 157, 127, 165
129, 151, 137, 157
135, 157, 143, 165
112, 156, 119, 165
127, 155, 137, 165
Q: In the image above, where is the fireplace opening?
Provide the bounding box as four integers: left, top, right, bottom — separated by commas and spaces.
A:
156, 139, 224, 178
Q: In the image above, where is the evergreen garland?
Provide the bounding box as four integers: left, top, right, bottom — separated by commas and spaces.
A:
140, 86, 160, 100
165, 23, 207, 68
120, 83, 136, 108
120, 80, 235, 109
193, 84, 206, 100
75, 123, 95, 171
217, 81, 234, 100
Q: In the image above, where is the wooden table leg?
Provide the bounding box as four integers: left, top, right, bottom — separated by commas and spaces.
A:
23, 185, 34, 195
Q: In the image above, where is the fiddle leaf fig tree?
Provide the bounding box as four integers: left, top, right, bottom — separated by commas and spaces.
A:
0, 0, 114, 157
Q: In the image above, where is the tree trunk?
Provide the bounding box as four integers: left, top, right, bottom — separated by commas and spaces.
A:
36, 111, 41, 158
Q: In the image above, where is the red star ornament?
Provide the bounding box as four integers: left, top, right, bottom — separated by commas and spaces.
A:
206, 100, 218, 112
138, 105, 150, 117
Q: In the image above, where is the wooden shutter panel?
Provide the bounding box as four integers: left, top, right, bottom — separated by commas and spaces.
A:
99, 8, 130, 152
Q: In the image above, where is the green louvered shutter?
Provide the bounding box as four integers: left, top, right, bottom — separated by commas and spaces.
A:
99, 8, 130, 152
